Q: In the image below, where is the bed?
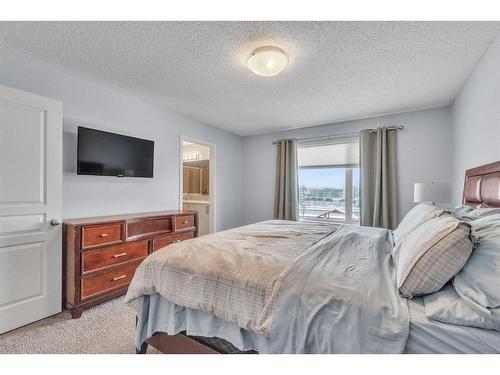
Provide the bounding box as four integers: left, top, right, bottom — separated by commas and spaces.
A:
125, 160, 500, 354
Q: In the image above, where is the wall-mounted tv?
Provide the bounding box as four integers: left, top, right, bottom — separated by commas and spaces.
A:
77, 126, 154, 178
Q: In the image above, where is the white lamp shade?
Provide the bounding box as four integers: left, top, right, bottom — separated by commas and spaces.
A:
414, 182, 451, 204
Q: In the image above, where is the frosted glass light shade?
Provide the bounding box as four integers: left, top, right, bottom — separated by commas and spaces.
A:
414, 182, 451, 204
247, 46, 288, 77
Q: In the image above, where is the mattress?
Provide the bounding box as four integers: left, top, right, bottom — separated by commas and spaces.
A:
406, 298, 500, 354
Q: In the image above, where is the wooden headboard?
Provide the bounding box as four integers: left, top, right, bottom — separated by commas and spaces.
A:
463, 161, 500, 208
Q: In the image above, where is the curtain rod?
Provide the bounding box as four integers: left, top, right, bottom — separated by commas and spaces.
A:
271, 125, 404, 144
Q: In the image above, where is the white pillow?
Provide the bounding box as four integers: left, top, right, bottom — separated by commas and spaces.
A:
424, 284, 500, 331
392, 202, 444, 245
454, 213, 500, 310
462, 207, 500, 221
451, 205, 475, 220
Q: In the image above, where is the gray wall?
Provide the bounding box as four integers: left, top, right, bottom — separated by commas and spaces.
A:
242, 107, 453, 225
452, 34, 500, 203
0, 51, 243, 231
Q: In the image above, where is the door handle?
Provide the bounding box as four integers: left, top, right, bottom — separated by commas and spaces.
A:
50, 218, 61, 226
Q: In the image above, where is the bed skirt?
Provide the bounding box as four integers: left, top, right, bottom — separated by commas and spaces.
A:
133, 294, 270, 353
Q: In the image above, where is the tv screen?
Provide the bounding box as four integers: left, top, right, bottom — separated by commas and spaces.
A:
77, 127, 154, 178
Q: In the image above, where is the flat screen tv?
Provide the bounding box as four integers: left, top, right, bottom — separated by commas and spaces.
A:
77, 126, 154, 178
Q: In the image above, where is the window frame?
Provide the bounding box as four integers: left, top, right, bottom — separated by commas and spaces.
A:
297, 136, 360, 225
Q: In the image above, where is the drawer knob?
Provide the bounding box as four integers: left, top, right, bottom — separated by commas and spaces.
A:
113, 252, 127, 258
100, 233, 109, 238
112, 275, 126, 281
182, 221, 189, 224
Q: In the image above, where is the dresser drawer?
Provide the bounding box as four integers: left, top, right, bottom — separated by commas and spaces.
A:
153, 231, 194, 251
82, 223, 122, 248
81, 260, 141, 300
126, 217, 172, 239
82, 240, 149, 273
175, 214, 195, 231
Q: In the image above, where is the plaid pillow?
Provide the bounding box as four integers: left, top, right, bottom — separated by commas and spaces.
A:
393, 214, 475, 298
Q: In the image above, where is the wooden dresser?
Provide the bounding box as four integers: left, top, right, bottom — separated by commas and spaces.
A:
63, 210, 197, 318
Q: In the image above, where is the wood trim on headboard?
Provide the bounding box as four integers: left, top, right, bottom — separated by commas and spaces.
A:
463, 160, 500, 207
464, 160, 500, 178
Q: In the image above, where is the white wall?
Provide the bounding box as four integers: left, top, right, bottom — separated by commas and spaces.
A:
0, 51, 243, 231
242, 107, 453, 225
452, 34, 500, 203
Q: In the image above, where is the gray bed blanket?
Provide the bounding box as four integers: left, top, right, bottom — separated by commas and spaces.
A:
269, 225, 410, 353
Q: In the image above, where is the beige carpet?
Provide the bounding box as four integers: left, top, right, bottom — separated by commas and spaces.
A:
0, 297, 159, 354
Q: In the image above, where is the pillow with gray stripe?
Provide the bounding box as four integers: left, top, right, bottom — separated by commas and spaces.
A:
393, 214, 475, 298
392, 201, 444, 246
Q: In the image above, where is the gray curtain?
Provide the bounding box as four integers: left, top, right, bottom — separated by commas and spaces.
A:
274, 139, 298, 221
360, 127, 398, 229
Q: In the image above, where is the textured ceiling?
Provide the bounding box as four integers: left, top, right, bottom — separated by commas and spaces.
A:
0, 21, 499, 136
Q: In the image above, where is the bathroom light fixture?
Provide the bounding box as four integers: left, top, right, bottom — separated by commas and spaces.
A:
247, 46, 288, 77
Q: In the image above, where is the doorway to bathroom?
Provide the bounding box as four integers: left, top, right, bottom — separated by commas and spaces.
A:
179, 136, 215, 235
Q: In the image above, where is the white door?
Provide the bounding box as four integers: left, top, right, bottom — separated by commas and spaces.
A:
0, 85, 63, 334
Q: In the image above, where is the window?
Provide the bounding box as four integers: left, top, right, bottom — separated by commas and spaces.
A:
297, 137, 360, 224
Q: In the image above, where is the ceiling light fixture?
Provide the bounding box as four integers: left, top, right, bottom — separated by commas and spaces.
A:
247, 46, 288, 77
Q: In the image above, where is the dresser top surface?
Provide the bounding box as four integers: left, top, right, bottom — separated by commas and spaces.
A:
64, 210, 196, 226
